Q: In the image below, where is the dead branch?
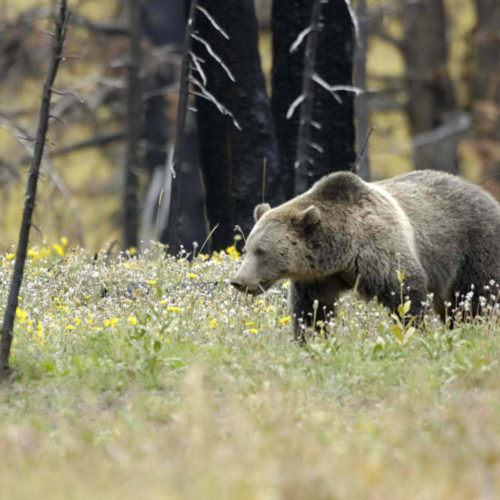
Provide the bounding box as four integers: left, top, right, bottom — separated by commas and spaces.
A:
51, 131, 126, 156
70, 13, 129, 36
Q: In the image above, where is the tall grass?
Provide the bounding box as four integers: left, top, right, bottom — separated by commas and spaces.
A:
0, 242, 499, 498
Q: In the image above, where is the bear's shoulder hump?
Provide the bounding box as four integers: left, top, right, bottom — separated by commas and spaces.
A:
312, 171, 366, 203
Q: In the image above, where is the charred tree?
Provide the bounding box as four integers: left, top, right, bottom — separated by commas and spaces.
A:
194, 0, 281, 249
471, 0, 500, 196
294, 0, 321, 195
402, 0, 460, 173
123, 0, 143, 250
141, 0, 185, 178
272, 0, 356, 198
164, 0, 199, 253
0, 0, 68, 374
140, 0, 206, 253
354, 0, 370, 181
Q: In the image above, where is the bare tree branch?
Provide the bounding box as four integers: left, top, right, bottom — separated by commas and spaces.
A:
70, 12, 128, 36
196, 6, 230, 40
51, 131, 126, 156
312, 74, 363, 103
191, 32, 235, 82
290, 26, 312, 53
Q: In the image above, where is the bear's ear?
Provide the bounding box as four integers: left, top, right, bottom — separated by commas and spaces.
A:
296, 205, 320, 229
254, 203, 271, 222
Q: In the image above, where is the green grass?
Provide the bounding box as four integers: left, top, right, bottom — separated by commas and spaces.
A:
0, 244, 499, 499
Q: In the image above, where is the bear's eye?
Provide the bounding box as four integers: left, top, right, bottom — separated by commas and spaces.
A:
255, 247, 266, 257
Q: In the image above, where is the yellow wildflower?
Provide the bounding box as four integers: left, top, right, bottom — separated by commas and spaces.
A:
167, 306, 182, 312
147, 279, 157, 285
61, 236, 68, 247
249, 328, 259, 334
209, 318, 217, 328
128, 316, 138, 325
225, 245, 240, 258
66, 325, 76, 331
245, 321, 255, 326
279, 315, 291, 324
187, 273, 198, 278
16, 308, 27, 323
52, 243, 64, 257
74, 317, 81, 326
6, 253, 15, 260
129, 247, 137, 256
34, 321, 44, 346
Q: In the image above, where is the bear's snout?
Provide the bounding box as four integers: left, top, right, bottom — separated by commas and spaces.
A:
230, 277, 246, 292
230, 275, 265, 295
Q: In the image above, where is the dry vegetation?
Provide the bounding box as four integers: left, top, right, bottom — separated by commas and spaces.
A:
0, 244, 499, 498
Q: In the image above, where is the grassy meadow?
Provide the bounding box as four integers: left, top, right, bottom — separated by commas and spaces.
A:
0, 242, 499, 499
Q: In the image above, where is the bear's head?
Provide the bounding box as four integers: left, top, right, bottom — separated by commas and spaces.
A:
230, 172, 367, 295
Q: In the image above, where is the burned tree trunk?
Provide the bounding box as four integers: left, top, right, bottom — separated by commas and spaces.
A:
354, 0, 370, 181
0, 0, 68, 374
402, 0, 460, 173
471, 0, 500, 196
194, 0, 280, 249
123, 0, 143, 250
140, 0, 206, 253
272, 0, 356, 198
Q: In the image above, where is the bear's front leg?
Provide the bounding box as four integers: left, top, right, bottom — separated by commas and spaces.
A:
288, 276, 349, 340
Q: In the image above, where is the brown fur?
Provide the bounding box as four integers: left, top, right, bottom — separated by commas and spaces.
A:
231, 171, 500, 336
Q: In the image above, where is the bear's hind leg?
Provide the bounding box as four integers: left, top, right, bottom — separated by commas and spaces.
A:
368, 268, 428, 325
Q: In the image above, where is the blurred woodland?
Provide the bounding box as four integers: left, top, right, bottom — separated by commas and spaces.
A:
0, 0, 498, 253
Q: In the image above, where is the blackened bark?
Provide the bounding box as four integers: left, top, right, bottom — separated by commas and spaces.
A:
354, 0, 370, 181
140, 0, 207, 253
272, 0, 356, 199
165, 0, 198, 253
472, 0, 500, 196
294, 0, 322, 195
0, 0, 68, 374
402, 0, 459, 173
141, 0, 185, 45
141, 0, 185, 176
195, 0, 280, 249
123, 0, 142, 250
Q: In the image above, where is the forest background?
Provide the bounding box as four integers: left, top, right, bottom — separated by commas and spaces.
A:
0, 0, 497, 253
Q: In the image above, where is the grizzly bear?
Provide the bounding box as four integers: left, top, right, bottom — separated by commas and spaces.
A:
231, 170, 500, 336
